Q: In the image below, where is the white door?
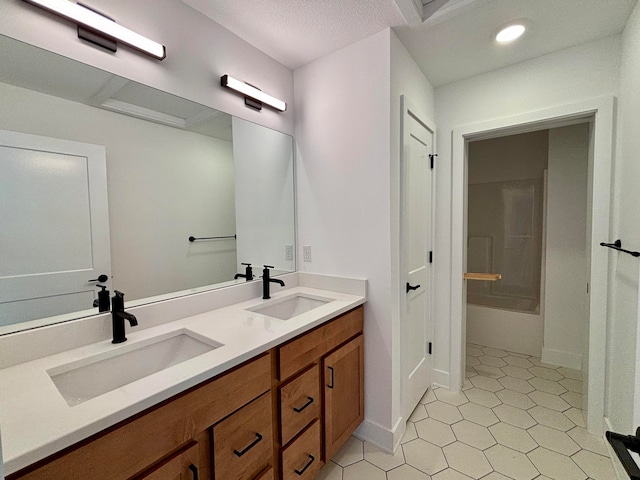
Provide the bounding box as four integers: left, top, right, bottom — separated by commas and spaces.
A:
400, 96, 435, 421
0, 130, 111, 327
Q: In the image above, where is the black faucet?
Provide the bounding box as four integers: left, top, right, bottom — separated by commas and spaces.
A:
262, 265, 285, 299
234, 263, 254, 281
93, 284, 111, 312
111, 290, 138, 344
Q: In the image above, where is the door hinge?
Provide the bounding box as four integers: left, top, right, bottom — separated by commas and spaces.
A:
429, 251, 433, 264
429, 153, 438, 169
428, 342, 432, 355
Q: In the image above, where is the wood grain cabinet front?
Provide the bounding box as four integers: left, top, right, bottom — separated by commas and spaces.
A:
213, 391, 274, 480
281, 421, 322, 480
323, 334, 364, 461
135, 442, 200, 480
279, 364, 320, 446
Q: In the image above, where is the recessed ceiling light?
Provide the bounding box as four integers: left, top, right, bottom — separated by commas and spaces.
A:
495, 20, 529, 44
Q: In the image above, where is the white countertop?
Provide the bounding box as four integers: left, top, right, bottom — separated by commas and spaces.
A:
0, 281, 365, 475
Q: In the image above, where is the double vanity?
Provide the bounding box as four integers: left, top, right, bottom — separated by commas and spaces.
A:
0, 273, 366, 479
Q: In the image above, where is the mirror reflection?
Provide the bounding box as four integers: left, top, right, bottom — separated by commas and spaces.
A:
0, 35, 295, 334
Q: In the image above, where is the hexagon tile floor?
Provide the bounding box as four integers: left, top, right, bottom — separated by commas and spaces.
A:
316, 343, 616, 480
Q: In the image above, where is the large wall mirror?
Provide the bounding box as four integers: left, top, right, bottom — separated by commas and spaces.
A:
0, 35, 295, 335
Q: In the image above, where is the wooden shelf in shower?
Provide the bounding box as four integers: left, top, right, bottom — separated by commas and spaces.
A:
464, 273, 502, 281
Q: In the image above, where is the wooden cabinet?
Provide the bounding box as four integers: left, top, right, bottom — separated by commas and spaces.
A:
277, 306, 364, 471
323, 335, 364, 460
8, 305, 364, 480
135, 442, 200, 480
213, 392, 273, 480
281, 421, 321, 480
279, 364, 320, 446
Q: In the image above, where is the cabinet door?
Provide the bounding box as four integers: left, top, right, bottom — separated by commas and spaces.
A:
137, 442, 200, 480
323, 335, 364, 460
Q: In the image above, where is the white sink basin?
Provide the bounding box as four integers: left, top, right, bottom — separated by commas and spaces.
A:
48, 331, 222, 406
248, 293, 333, 320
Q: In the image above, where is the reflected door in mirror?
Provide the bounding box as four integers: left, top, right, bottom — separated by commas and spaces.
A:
0, 130, 111, 327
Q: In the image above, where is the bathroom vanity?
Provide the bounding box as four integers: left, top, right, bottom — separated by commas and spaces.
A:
0, 274, 366, 480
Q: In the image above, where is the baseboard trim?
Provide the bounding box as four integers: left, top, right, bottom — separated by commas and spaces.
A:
541, 347, 583, 370
433, 369, 450, 389
354, 418, 398, 453
604, 417, 629, 480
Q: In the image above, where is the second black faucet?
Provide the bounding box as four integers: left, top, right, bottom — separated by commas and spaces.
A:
262, 265, 285, 299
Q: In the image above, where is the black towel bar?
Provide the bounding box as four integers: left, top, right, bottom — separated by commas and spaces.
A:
606, 428, 640, 480
189, 235, 236, 242
600, 239, 640, 257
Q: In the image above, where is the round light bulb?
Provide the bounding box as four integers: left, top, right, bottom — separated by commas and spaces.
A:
496, 24, 526, 43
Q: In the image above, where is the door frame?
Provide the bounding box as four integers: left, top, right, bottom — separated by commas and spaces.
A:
449, 96, 614, 435
399, 95, 436, 420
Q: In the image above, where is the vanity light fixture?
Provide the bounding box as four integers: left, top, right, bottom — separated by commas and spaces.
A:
221, 75, 287, 112
21, 0, 166, 60
495, 20, 529, 44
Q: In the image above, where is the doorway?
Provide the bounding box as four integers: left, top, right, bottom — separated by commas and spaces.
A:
449, 97, 615, 435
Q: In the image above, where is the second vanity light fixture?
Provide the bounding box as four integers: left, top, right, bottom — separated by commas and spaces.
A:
21, 0, 166, 60
221, 75, 287, 112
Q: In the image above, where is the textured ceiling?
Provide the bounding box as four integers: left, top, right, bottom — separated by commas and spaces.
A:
395, 0, 638, 86
181, 0, 406, 69
183, 0, 637, 86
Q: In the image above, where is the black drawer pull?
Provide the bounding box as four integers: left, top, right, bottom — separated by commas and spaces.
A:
233, 433, 263, 457
188, 464, 199, 480
328, 366, 334, 389
295, 454, 315, 476
293, 396, 314, 413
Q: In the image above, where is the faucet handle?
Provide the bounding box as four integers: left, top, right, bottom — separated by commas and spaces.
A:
241, 263, 252, 266
263, 265, 274, 269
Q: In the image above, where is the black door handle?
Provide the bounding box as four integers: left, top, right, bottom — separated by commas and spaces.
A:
88, 274, 109, 283
327, 366, 334, 389
233, 433, 263, 457
406, 282, 421, 293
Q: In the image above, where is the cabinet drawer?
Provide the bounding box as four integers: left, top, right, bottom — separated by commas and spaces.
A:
135, 441, 199, 480
278, 306, 363, 380
280, 364, 320, 446
281, 421, 322, 480
213, 392, 273, 480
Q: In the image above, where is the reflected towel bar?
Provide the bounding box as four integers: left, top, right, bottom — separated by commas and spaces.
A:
189, 235, 236, 242
600, 239, 640, 257
464, 273, 501, 281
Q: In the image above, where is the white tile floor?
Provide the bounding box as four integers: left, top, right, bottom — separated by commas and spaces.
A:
316, 343, 615, 480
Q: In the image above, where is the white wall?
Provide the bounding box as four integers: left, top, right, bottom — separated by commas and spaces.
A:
434, 35, 621, 386
295, 28, 435, 450
0, 82, 237, 302
232, 117, 295, 274
608, 0, 640, 434
295, 28, 392, 446
0, 0, 294, 135
543, 123, 589, 370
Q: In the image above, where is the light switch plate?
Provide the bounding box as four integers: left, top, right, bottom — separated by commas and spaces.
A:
303, 245, 312, 262
285, 244, 293, 261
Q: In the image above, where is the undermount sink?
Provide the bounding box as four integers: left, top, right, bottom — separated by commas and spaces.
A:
48, 331, 222, 406
248, 293, 333, 320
